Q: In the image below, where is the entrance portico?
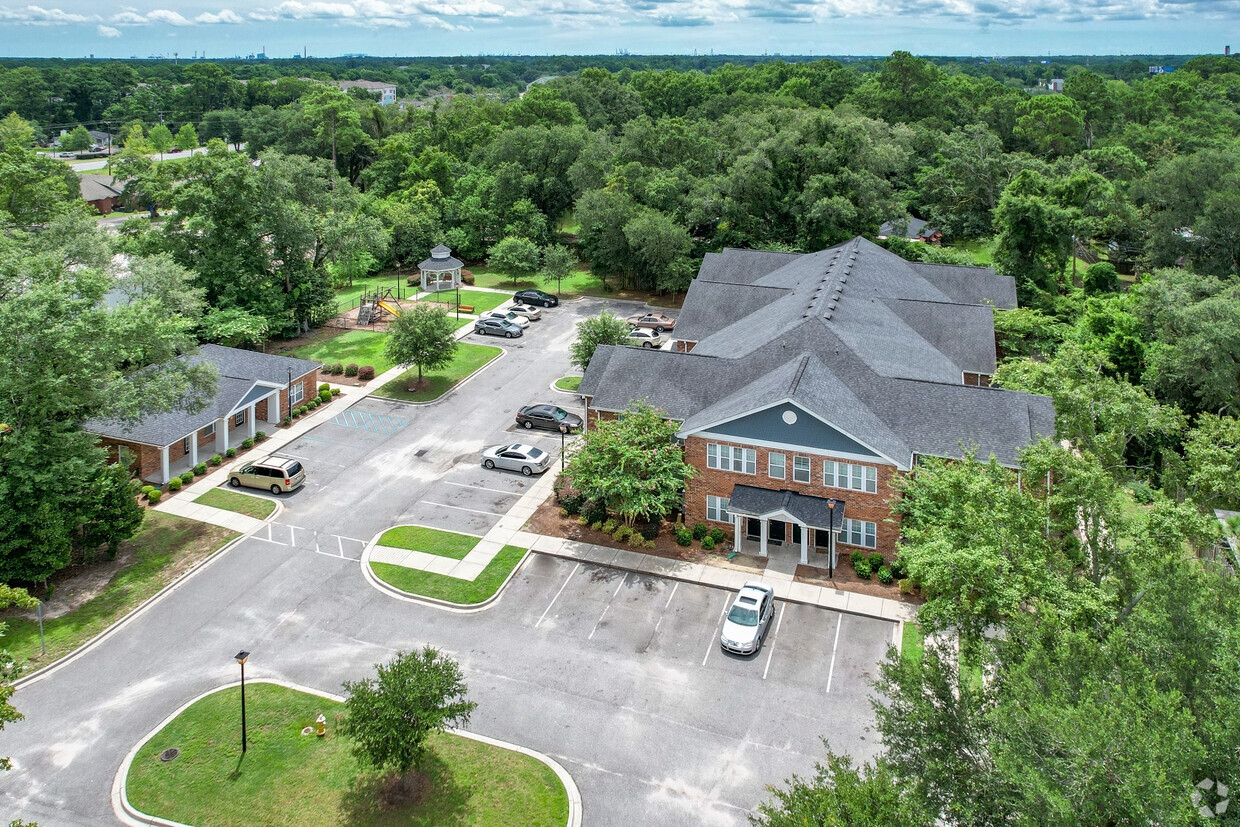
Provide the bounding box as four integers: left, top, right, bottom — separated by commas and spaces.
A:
726, 485, 845, 568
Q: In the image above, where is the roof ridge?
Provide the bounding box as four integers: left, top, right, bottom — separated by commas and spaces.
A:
789, 353, 811, 394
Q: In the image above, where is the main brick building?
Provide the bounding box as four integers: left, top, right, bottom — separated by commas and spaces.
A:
579, 237, 1055, 566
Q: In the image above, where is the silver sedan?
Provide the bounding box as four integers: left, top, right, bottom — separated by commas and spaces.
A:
481, 443, 552, 476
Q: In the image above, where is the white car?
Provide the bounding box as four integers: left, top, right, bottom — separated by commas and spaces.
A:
480, 309, 530, 329
501, 302, 542, 321
720, 582, 775, 655
481, 443, 551, 476
627, 328, 668, 348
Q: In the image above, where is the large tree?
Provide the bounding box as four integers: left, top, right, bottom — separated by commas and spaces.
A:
488, 235, 540, 287
569, 310, 631, 372
384, 303, 458, 388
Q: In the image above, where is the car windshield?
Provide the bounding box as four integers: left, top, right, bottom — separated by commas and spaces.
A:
552, 408, 567, 420
727, 602, 759, 626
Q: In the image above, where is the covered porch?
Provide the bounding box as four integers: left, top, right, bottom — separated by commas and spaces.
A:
726, 485, 845, 568
143, 384, 283, 484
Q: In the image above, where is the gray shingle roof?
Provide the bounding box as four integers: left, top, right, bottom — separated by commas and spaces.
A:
79, 174, 122, 202
697, 248, 803, 285
909, 262, 1016, 309
84, 346, 320, 447
727, 484, 847, 529
879, 216, 936, 240
582, 236, 1054, 469
418, 255, 464, 271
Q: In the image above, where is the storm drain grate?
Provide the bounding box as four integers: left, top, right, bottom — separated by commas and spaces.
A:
159, 748, 179, 762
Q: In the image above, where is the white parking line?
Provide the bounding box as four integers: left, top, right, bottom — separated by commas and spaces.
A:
762, 604, 786, 680
443, 481, 521, 497
536, 562, 580, 628
611, 574, 627, 599
702, 595, 730, 667
420, 501, 503, 517
588, 606, 608, 640
664, 581, 679, 609
826, 615, 843, 693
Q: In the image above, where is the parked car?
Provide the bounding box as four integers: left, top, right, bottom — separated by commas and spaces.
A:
626, 328, 668, 348
480, 309, 531, 329
481, 443, 552, 476
501, 302, 542, 321
474, 317, 524, 338
720, 582, 776, 656
514, 289, 559, 307
228, 455, 306, 495
627, 312, 677, 332
515, 404, 584, 432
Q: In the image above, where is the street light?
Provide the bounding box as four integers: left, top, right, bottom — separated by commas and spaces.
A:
286, 367, 293, 419
559, 423, 568, 472
827, 500, 837, 579
234, 650, 249, 753
455, 278, 460, 322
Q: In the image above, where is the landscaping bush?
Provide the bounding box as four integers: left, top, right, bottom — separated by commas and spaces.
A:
674, 521, 685, 533
708, 527, 725, 544
179, 471, 194, 484
676, 529, 692, 547
850, 550, 867, 569
898, 578, 916, 594
167, 477, 182, 491
225, 448, 237, 458
330, 387, 341, 396
877, 565, 893, 585
560, 493, 585, 515
147, 489, 162, 503
281, 416, 292, 426
330, 363, 344, 375
577, 516, 590, 526
242, 437, 255, 449
319, 383, 330, 393
692, 522, 708, 541
358, 365, 375, 381
559, 508, 569, 518
296, 406, 307, 416
208, 454, 222, 466
629, 533, 653, 549
613, 525, 632, 543
319, 390, 331, 403
854, 561, 872, 579
639, 521, 660, 541
308, 399, 319, 409
583, 501, 607, 525
589, 521, 604, 532
141, 485, 155, 495
193, 462, 207, 475
601, 518, 618, 535
701, 535, 716, 550
255, 431, 266, 441
345, 363, 359, 377
868, 552, 885, 570
890, 558, 907, 579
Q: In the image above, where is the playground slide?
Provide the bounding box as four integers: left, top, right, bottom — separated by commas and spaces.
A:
378, 301, 401, 317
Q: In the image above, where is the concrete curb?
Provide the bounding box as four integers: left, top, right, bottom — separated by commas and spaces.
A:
548, 377, 582, 396
367, 343, 506, 408
112, 678, 581, 827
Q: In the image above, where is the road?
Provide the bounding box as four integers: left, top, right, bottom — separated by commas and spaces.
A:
1, 298, 896, 826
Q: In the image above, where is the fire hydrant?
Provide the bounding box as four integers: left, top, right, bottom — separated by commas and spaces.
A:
315, 714, 327, 737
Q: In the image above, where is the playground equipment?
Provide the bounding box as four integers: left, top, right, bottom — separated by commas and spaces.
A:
357, 287, 400, 326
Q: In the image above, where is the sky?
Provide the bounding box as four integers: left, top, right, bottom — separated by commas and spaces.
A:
0, 0, 1232, 59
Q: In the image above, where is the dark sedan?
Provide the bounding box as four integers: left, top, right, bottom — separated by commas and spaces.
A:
474, 317, 524, 338
514, 289, 559, 307
515, 404, 583, 432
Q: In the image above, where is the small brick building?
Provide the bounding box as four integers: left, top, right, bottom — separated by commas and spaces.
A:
579, 237, 1054, 568
85, 345, 320, 485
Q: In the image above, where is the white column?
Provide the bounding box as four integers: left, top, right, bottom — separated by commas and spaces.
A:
266, 393, 281, 425
759, 518, 768, 558
800, 524, 809, 565
215, 417, 229, 454
247, 406, 257, 438
733, 514, 743, 555
159, 445, 170, 484
189, 434, 198, 466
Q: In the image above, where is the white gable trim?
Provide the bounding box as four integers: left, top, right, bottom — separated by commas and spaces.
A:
680, 398, 907, 470
226, 381, 283, 417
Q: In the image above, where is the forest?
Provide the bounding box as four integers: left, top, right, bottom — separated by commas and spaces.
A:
2, 50, 1240, 822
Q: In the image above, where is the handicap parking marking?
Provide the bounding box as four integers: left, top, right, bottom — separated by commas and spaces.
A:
329, 409, 412, 435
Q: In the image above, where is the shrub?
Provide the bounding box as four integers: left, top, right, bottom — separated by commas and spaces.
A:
877, 565, 893, 585
708, 527, 725, 544
850, 550, 867, 569
889, 558, 907, 579
640, 521, 660, 541
296, 406, 307, 416
330, 363, 344, 375
577, 516, 590, 526
1129, 480, 1155, 504
255, 431, 266, 441
319, 383, 330, 393
701, 535, 716, 550
629, 534, 653, 549
179, 471, 194, 484
330, 388, 341, 396
358, 365, 375, 381
147, 489, 162, 504
309, 399, 320, 409
868, 553, 885, 570
225, 448, 237, 458
692, 522, 708, 541
193, 462, 207, 475
140, 485, 155, 495
674, 521, 685, 533
601, 518, 618, 535
281, 416, 292, 426
167, 477, 182, 491
854, 561, 872, 579
589, 521, 604, 532
319, 390, 331, 403
208, 454, 222, 466
559, 508, 569, 518
242, 437, 255, 449
613, 525, 632, 542
561, 494, 585, 515
345, 363, 359, 377
583, 501, 607, 525
676, 529, 692, 547
898, 578, 916, 594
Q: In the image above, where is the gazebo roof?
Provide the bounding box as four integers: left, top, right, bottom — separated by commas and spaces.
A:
418, 255, 464, 271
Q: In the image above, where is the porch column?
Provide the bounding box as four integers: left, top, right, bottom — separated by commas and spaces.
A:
759, 518, 768, 558
733, 514, 743, 555
800, 524, 809, 565
189, 434, 198, 467
247, 405, 257, 438
266, 393, 281, 425
159, 445, 170, 485
215, 417, 229, 454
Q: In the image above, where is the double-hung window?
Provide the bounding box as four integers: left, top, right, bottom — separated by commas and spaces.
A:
768, 452, 786, 480
290, 382, 305, 406
840, 518, 877, 548
706, 443, 756, 475
706, 495, 731, 522
823, 460, 878, 494
792, 455, 811, 483
203, 422, 216, 438
233, 410, 246, 427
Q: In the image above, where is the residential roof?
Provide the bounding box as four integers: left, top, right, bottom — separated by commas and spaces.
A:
79, 174, 123, 203
418, 254, 464, 271
878, 215, 938, 240
581, 237, 1053, 469
727, 484, 847, 529
84, 345, 320, 448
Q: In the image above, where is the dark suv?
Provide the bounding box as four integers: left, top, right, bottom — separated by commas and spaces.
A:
515, 404, 583, 432
514, 289, 559, 307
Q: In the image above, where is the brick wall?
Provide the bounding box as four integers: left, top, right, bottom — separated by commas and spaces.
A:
99, 438, 162, 481
682, 435, 904, 560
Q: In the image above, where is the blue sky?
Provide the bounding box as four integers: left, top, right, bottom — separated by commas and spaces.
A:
0, 0, 1230, 58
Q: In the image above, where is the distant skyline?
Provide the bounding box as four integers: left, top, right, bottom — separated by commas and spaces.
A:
0, 1, 1232, 60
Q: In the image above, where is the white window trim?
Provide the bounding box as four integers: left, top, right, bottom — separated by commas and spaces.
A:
706, 443, 756, 475
768, 452, 785, 480
202, 422, 215, 438
824, 460, 878, 494
290, 382, 305, 405
839, 518, 878, 549
706, 495, 731, 523
792, 455, 811, 484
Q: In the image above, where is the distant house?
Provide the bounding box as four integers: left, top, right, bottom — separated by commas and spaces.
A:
876, 216, 942, 245
1045, 78, 1065, 93
79, 175, 125, 214
84, 345, 321, 485
337, 79, 397, 105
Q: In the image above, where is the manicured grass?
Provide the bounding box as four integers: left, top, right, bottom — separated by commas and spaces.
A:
554, 376, 581, 392
471, 263, 682, 308
126, 683, 569, 827
371, 343, 501, 403
955, 239, 996, 266
288, 329, 394, 374
372, 545, 528, 605
4, 513, 237, 669
377, 526, 478, 560
419, 289, 511, 313
901, 621, 924, 662
194, 489, 276, 520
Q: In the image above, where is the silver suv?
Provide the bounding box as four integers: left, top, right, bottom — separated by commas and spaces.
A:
228, 455, 306, 495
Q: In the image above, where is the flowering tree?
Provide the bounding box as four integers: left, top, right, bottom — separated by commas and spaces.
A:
566, 400, 695, 525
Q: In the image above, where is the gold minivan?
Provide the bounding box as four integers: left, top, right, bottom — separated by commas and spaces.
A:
228, 455, 306, 495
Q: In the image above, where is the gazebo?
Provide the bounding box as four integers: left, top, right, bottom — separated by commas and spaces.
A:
417, 244, 464, 292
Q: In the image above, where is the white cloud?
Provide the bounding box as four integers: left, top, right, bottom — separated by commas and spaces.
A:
0, 5, 95, 24
146, 8, 193, 25
109, 10, 147, 23
195, 8, 243, 22
97, 23, 120, 35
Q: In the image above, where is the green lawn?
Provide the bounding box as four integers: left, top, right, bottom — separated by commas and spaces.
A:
469, 263, 682, 308
4, 513, 237, 669
126, 683, 569, 827
194, 489, 276, 520
288, 330, 393, 374
372, 545, 528, 605
418, 289, 511, 313
333, 275, 409, 310
377, 526, 478, 560
371, 343, 501, 403
554, 376, 581, 392
555, 210, 580, 234
901, 621, 924, 662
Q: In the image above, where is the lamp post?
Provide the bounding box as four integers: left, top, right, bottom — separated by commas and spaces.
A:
827, 500, 837, 579
455, 278, 460, 322
234, 650, 249, 753
559, 423, 568, 472
286, 367, 293, 419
